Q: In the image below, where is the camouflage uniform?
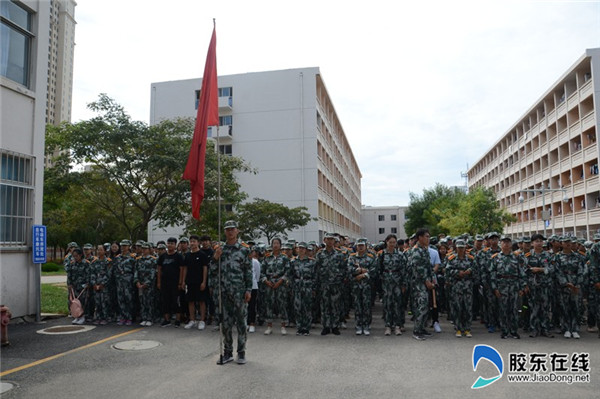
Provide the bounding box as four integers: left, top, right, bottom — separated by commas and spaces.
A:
490, 249, 526, 336
315, 247, 346, 330
89, 256, 112, 321
588, 242, 600, 336
113, 253, 136, 321
378, 249, 407, 328
555, 250, 584, 334
260, 253, 291, 324
67, 258, 90, 313
347, 250, 376, 331
477, 246, 501, 330
408, 243, 433, 335
134, 254, 157, 323
524, 250, 554, 335
211, 242, 252, 355
290, 254, 316, 333
445, 251, 475, 333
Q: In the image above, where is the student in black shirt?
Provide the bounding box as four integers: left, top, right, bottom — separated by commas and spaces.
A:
157, 237, 185, 327
182, 235, 209, 329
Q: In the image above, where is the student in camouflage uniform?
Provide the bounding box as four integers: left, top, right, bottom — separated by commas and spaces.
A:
135, 243, 157, 327
290, 242, 316, 335
260, 237, 291, 335
67, 248, 90, 325
212, 220, 252, 365
315, 233, 347, 335
555, 236, 584, 338
445, 239, 475, 337
525, 234, 555, 338
90, 244, 112, 325
378, 234, 407, 336
490, 236, 527, 339
114, 239, 136, 326
408, 229, 435, 340
476, 232, 501, 333
348, 238, 376, 335
588, 238, 600, 338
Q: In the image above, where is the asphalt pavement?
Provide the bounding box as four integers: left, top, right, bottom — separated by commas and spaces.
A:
1, 304, 598, 399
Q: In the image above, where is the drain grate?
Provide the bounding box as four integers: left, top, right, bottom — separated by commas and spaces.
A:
112, 340, 161, 351
37, 325, 95, 335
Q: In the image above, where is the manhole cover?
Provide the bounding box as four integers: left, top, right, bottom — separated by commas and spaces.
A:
1, 382, 16, 394
37, 325, 96, 335
112, 340, 161, 351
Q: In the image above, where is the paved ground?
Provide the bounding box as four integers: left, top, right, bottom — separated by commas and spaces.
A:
1, 304, 598, 398
40, 276, 67, 284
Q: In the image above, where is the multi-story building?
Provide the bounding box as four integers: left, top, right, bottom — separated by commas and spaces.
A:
1, 0, 51, 317
468, 48, 600, 239
361, 205, 408, 243
44, 0, 76, 168
148, 67, 362, 244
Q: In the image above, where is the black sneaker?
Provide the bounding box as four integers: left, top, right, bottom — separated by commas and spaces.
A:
500, 332, 508, 339
332, 328, 341, 335
541, 331, 554, 338
529, 331, 539, 338
321, 328, 331, 336
174, 320, 181, 328
419, 330, 433, 337
303, 330, 310, 336
413, 333, 426, 341
511, 332, 521, 339
236, 351, 246, 364
219, 351, 233, 365
161, 320, 171, 327
296, 330, 302, 336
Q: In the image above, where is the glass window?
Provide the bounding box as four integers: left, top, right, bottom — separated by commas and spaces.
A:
391, 214, 397, 221
378, 215, 385, 221
218, 87, 232, 97
218, 145, 232, 156
0, 151, 34, 246
391, 227, 397, 234
219, 115, 232, 126
0, 1, 32, 87
378, 228, 385, 234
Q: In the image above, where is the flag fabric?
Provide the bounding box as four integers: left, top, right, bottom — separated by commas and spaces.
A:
183, 25, 218, 219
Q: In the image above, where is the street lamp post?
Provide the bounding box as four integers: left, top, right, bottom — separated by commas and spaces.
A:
519, 186, 568, 238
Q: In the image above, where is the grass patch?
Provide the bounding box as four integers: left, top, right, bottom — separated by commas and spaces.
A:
41, 284, 69, 315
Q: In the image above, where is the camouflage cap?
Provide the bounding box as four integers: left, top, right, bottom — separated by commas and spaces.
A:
157, 243, 167, 249
179, 237, 189, 243
297, 241, 308, 248
467, 239, 474, 246
68, 242, 79, 248
488, 232, 500, 239
455, 239, 466, 248
560, 236, 573, 242
83, 243, 93, 250
282, 243, 293, 250
577, 238, 586, 245
521, 236, 531, 243
499, 235, 512, 241
324, 232, 336, 239
548, 234, 559, 242
308, 241, 317, 246
594, 233, 600, 241
135, 240, 145, 246
120, 239, 132, 246
356, 238, 367, 245
585, 241, 593, 249
475, 234, 484, 241
224, 220, 238, 229
141, 242, 151, 249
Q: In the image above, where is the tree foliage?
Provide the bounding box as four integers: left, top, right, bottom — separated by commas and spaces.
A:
404, 184, 515, 237
237, 198, 316, 243
44, 94, 252, 244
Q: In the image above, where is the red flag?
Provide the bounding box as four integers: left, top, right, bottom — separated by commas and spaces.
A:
183, 25, 218, 219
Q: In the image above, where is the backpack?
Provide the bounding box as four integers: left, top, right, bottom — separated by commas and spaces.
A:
69, 287, 86, 318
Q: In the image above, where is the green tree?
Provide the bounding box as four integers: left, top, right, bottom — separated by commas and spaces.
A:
237, 198, 316, 243
404, 184, 466, 237
45, 94, 252, 243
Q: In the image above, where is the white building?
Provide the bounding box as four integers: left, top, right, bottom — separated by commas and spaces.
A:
148, 67, 362, 243
468, 48, 600, 238
1, 0, 51, 317
361, 205, 408, 243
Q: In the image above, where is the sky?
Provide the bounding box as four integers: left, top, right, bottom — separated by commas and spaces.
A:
71, 0, 600, 207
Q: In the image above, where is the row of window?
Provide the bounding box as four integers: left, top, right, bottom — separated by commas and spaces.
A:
377, 214, 398, 221
1, 0, 33, 87
1, 151, 35, 246
378, 227, 398, 234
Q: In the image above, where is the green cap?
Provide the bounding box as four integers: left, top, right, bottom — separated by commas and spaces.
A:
297, 241, 308, 248
120, 239, 132, 246
455, 239, 466, 248
521, 236, 531, 243
157, 243, 166, 249
68, 242, 79, 248
83, 243, 93, 250
224, 220, 238, 229
141, 242, 151, 249
500, 235, 512, 241
356, 238, 367, 245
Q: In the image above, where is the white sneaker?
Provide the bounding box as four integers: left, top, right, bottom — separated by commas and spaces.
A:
184, 320, 197, 329
384, 327, 391, 336
564, 331, 572, 338
197, 320, 206, 330
433, 322, 442, 333
394, 326, 402, 336
341, 322, 347, 329
145, 321, 153, 327
572, 331, 580, 339
264, 326, 272, 335
75, 317, 85, 325
140, 321, 147, 326
363, 327, 370, 336
281, 326, 287, 335
248, 325, 255, 333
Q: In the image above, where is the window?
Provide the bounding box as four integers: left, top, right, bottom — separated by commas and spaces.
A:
391, 227, 397, 234
1, 151, 34, 246
218, 145, 232, 156
391, 214, 397, 221
1, 1, 33, 87
219, 115, 232, 126
378, 228, 385, 234
378, 215, 385, 221
218, 87, 232, 97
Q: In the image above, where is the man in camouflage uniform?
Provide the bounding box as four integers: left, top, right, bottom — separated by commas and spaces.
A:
490, 236, 527, 339
67, 248, 90, 325
378, 234, 407, 336
408, 229, 435, 340
290, 242, 316, 335
260, 238, 291, 335
588, 236, 600, 338
89, 244, 112, 324
348, 238, 376, 335
555, 236, 584, 338
445, 239, 475, 337
114, 239, 137, 325
315, 233, 347, 335
476, 232, 501, 333
212, 220, 252, 365
135, 243, 157, 327
525, 234, 555, 338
